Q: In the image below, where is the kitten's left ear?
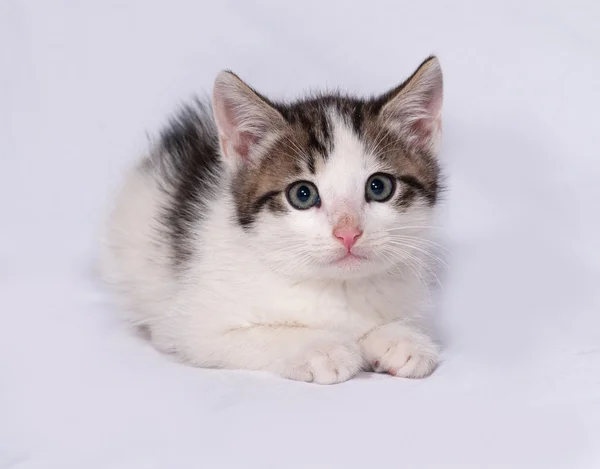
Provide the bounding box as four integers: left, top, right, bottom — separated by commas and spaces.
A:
379, 56, 443, 154
212, 71, 286, 170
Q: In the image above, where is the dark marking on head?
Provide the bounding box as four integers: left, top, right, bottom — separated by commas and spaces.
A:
254, 190, 281, 213
394, 187, 417, 209
307, 128, 326, 155
320, 112, 332, 147
351, 102, 364, 135
398, 175, 437, 205
306, 154, 316, 174
237, 190, 285, 227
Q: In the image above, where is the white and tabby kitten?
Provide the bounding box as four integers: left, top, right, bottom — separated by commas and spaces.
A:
101, 56, 444, 384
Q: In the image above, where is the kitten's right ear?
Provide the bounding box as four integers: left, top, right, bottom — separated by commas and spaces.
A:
212, 71, 286, 170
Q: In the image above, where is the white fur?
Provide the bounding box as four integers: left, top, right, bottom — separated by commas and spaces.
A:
101, 109, 440, 385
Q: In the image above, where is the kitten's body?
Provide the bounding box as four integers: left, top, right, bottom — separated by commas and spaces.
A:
102, 57, 444, 383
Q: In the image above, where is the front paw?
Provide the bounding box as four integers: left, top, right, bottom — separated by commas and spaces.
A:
360, 322, 439, 378
278, 338, 364, 385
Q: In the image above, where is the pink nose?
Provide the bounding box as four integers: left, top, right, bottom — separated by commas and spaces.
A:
333, 227, 363, 251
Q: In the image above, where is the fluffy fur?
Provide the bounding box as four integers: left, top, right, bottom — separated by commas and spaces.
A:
101, 56, 444, 384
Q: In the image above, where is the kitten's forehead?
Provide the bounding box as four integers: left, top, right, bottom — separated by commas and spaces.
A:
277, 99, 413, 183
317, 111, 380, 194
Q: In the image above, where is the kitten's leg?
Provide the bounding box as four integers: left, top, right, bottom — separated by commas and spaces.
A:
154, 325, 364, 385
359, 321, 439, 378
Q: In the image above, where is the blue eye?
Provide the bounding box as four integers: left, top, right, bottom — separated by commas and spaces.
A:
286, 181, 320, 210
366, 173, 395, 202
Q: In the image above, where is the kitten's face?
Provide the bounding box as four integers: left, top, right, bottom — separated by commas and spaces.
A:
213, 57, 443, 280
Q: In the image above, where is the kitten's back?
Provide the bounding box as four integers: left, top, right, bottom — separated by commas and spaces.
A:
100, 100, 220, 324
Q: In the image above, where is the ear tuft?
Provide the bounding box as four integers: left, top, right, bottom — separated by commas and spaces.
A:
212, 71, 285, 169
380, 56, 443, 154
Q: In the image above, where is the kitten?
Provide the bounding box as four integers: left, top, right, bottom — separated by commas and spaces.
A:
101, 56, 444, 384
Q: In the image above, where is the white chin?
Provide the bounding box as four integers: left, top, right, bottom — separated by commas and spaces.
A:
322, 257, 380, 279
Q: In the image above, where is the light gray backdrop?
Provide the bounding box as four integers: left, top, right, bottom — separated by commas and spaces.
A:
1, 1, 599, 468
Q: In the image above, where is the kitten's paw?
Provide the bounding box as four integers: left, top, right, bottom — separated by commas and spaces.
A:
361, 323, 439, 378
278, 338, 364, 385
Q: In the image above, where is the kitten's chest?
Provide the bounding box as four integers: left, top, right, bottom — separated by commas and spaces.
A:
249, 275, 409, 333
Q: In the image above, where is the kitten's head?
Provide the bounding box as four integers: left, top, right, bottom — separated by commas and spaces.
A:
212, 56, 443, 280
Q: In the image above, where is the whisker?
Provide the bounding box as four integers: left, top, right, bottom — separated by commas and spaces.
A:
371, 234, 449, 251
381, 226, 445, 232
375, 250, 409, 282
385, 240, 449, 268
382, 248, 434, 301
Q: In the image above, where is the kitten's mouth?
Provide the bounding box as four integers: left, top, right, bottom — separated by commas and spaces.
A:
332, 252, 367, 264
